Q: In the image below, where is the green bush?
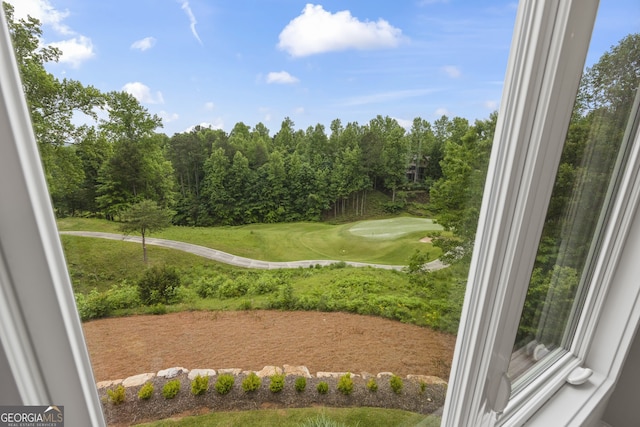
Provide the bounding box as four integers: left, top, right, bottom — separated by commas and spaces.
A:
390, 375, 403, 394
242, 372, 262, 392
217, 278, 249, 299
107, 385, 125, 405
366, 378, 378, 392
294, 376, 307, 392
215, 374, 235, 395
269, 373, 285, 393
191, 375, 209, 396
162, 380, 181, 399
104, 282, 141, 310
193, 275, 225, 298
337, 373, 353, 395
138, 265, 181, 305
316, 381, 329, 394
420, 381, 427, 394
138, 382, 154, 400
147, 303, 167, 315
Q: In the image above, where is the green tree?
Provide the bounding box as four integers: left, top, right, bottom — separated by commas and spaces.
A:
96, 92, 174, 216
119, 199, 174, 263
3, 2, 103, 212
430, 115, 495, 254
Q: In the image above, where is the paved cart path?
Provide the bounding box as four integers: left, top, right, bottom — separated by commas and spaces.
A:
60, 231, 447, 271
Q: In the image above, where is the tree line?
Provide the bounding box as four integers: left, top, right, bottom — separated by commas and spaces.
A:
4, 1, 497, 229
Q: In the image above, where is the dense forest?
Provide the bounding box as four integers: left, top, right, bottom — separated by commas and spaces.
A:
4, 2, 639, 344
4, 2, 498, 233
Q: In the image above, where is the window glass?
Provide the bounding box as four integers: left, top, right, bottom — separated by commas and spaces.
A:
508, 15, 640, 384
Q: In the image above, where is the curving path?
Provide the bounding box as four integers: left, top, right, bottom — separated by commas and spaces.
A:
60, 231, 448, 271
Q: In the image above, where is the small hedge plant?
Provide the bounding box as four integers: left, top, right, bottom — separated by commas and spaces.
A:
294, 376, 307, 392
162, 380, 181, 399
337, 373, 353, 395
191, 375, 209, 396
242, 372, 262, 392
269, 373, 285, 393
138, 382, 154, 400
316, 381, 329, 394
366, 378, 378, 392
107, 385, 125, 405
215, 374, 235, 395
390, 375, 403, 394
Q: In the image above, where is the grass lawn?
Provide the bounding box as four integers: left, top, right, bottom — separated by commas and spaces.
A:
57, 217, 445, 265
135, 407, 439, 427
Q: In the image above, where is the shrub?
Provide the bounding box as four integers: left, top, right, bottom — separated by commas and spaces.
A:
162, 380, 181, 399
420, 381, 427, 394
217, 278, 249, 299
269, 373, 285, 393
316, 381, 329, 394
138, 382, 154, 400
193, 275, 225, 298
242, 372, 261, 392
215, 374, 235, 395
366, 378, 378, 392
147, 303, 167, 315
294, 376, 307, 392
337, 373, 353, 395
104, 282, 141, 310
138, 265, 181, 305
107, 385, 125, 405
75, 289, 109, 320
390, 375, 403, 394
191, 375, 209, 396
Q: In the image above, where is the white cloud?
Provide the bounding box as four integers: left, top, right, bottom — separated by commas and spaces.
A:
342, 89, 436, 106
7, 0, 72, 34
442, 65, 462, 78
204, 102, 215, 111
131, 37, 157, 51
6, 0, 95, 67
178, 0, 203, 45
159, 111, 179, 123
122, 82, 164, 104
278, 4, 403, 57
185, 119, 224, 132
435, 107, 450, 117
484, 100, 499, 110
266, 71, 299, 84
49, 36, 95, 68
294, 106, 305, 114
393, 117, 413, 130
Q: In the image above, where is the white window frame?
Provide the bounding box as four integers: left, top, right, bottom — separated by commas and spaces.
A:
442, 0, 640, 425
0, 8, 105, 427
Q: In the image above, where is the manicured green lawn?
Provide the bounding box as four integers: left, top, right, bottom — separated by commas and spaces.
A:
57, 217, 444, 265
135, 407, 439, 427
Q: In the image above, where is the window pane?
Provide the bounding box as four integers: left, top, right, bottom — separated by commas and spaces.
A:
509, 27, 640, 383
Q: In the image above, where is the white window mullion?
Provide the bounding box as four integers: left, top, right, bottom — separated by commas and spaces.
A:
441, 0, 599, 425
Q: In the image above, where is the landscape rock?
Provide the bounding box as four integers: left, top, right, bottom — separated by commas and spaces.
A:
157, 367, 188, 379
217, 368, 242, 375
122, 373, 155, 388
254, 366, 282, 377
316, 371, 351, 379
283, 364, 311, 378
188, 369, 216, 380
96, 379, 122, 389
376, 372, 395, 378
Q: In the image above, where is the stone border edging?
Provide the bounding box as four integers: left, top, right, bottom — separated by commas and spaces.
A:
97, 365, 447, 389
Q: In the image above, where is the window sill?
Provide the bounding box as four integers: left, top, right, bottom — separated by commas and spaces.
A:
521, 372, 612, 426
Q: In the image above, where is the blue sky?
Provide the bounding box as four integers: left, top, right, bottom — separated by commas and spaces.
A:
6, 0, 639, 136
